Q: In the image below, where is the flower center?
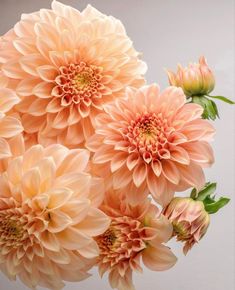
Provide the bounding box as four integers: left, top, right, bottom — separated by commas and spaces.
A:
96, 228, 117, 250
123, 113, 170, 163
53, 62, 103, 107
0, 216, 25, 246
96, 217, 147, 268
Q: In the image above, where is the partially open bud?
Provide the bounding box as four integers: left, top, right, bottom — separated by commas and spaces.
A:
163, 197, 210, 254
167, 56, 215, 97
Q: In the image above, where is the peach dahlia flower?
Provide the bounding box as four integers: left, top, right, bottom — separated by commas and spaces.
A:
87, 84, 215, 206
163, 197, 210, 254
0, 85, 23, 158
0, 144, 110, 289
96, 191, 177, 290
0, 0, 146, 148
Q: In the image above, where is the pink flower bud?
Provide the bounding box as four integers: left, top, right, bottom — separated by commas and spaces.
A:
167, 56, 215, 97
163, 197, 210, 254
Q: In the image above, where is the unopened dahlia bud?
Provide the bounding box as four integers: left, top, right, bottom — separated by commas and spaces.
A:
167, 56, 215, 97
163, 197, 210, 254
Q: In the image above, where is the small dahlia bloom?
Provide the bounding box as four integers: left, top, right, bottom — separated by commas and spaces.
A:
0, 86, 23, 158
0, 0, 146, 147
87, 84, 215, 206
167, 56, 215, 97
0, 144, 110, 289
96, 191, 177, 290
163, 197, 210, 254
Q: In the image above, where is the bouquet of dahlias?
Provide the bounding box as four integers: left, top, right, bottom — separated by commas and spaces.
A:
0, 1, 233, 290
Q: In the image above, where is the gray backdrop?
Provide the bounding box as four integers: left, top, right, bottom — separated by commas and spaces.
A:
0, 1, 234, 290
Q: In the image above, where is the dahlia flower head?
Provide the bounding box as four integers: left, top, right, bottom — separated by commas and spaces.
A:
87, 84, 215, 206
96, 191, 177, 290
0, 0, 146, 148
163, 197, 210, 254
0, 139, 110, 289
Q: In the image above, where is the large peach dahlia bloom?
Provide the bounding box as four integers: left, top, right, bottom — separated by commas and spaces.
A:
0, 0, 146, 147
87, 84, 215, 206
96, 191, 177, 290
0, 144, 110, 289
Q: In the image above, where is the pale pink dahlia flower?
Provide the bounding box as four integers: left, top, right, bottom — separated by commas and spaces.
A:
163, 197, 210, 254
0, 83, 23, 158
0, 144, 110, 289
96, 191, 177, 290
87, 84, 215, 206
0, 0, 146, 148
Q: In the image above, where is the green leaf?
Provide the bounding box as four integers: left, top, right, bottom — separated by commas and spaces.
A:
192, 96, 218, 120
196, 182, 217, 201
207, 95, 235, 104
204, 197, 230, 214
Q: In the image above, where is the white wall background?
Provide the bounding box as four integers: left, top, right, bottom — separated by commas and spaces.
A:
0, 1, 234, 290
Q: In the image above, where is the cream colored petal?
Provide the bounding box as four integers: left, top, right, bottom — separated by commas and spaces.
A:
142, 244, 177, 271
0, 88, 20, 112
76, 207, 110, 236
0, 116, 23, 138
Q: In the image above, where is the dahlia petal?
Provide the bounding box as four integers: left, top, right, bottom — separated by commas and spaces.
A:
22, 167, 41, 197
46, 248, 71, 265
2, 60, 29, 79
16, 78, 40, 96
7, 156, 23, 185
178, 162, 205, 190
0, 137, 11, 158
0, 116, 23, 138
76, 207, 110, 236
22, 144, 44, 171
56, 149, 90, 176
61, 199, 91, 224
56, 227, 91, 250
151, 160, 162, 177
0, 88, 20, 112
40, 231, 60, 252
46, 97, 63, 113
33, 82, 54, 98
142, 244, 177, 271
22, 115, 44, 133
113, 168, 132, 189
161, 160, 180, 185
110, 152, 128, 172
182, 141, 214, 166
65, 124, 84, 145
28, 98, 49, 116
20, 54, 46, 76
48, 188, 73, 209
37, 65, 58, 82
55, 173, 91, 198
133, 162, 147, 187
170, 146, 190, 165
52, 109, 69, 129
13, 38, 36, 55
126, 153, 140, 171
77, 239, 100, 259
93, 146, 114, 163
38, 157, 56, 192
48, 211, 73, 233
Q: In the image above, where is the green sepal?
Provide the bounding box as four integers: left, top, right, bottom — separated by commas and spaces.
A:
191, 182, 230, 214
192, 96, 219, 120
196, 182, 217, 201
207, 95, 235, 104
204, 197, 230, 214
